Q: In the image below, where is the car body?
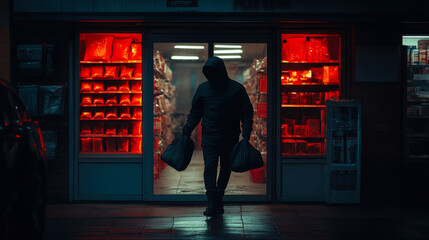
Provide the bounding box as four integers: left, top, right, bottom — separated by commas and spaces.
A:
0, 79, 47, 240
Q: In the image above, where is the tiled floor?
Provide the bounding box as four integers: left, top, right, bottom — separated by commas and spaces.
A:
154, 150, 266, 195
43, 203, 429, 240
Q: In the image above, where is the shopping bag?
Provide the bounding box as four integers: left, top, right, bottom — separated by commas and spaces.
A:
229, 139, 264, 173
161, 135, 195, 171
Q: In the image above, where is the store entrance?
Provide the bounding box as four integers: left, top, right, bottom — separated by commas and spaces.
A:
150, 41, 268, 200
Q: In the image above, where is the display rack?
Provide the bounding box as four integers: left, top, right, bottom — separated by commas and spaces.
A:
325, 99, 361, 204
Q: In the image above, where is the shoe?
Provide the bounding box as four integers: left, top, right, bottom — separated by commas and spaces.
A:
203, 192, 217, 217
215, 189, 224, 214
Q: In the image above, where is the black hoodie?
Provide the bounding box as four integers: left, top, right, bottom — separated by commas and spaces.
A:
182, 56, 254, 147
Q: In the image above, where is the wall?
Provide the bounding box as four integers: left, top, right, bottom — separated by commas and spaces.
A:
0, 0, 10, 82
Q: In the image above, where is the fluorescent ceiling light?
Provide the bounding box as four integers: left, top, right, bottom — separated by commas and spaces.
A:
174, 45, 205, 49
215, 55, 242, 59
214, 49, 243, 54
171, 56, 199, 60
215, 45, 242, 48
403, 36, 429, 38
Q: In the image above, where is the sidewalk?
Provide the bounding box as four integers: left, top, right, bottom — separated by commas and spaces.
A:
44, 203, 429, 240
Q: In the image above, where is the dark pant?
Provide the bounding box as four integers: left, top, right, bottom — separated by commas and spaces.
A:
202, 145, 234, 195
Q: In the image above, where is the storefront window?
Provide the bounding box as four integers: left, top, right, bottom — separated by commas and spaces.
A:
78, 33, 142, 154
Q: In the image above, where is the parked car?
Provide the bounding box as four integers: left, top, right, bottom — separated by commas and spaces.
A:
0, 79, 47, 240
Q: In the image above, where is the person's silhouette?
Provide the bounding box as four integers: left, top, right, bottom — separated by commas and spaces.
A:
182, 56, 253, 217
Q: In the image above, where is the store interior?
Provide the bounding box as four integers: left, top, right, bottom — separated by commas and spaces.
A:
153, 42, 268, 195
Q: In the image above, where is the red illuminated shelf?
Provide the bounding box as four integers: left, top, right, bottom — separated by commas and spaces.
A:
80, 134, 141, 138
80, 104, 142, 107
281, 82, 340, 86
80, 78, 142, 81
282, 135, 325, 139
281, 104, 326, 108
80, 60, 142, 64
80, 91, 142, 94
80, 118, 142, 121
282, 60, 340, 64
282, 154, 326, 159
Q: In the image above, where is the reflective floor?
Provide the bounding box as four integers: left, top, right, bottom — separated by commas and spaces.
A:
44, 203, 429, 240
154, 150, 266, 195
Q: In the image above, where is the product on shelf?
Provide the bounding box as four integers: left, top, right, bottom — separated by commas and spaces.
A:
300, 92, 312, 105
106, 84, 118, 91
111, 38, 132, 61
93, 81, 104, 91
130, 43, 142, 60
131, 138, 142, 153
81, 96, 92, 104
296, 140, 307, 154
106, 108, 117, 119
81, 82, 92, 91
104, 66, 118, 78
80, 122, 91, 134
283, 119, 295, 135
328, 66, 339, 83
283, 38, 306, 61
312, 92, 322, 104
119, 94, 131, 104
120, 66, 134, 78
105, 95, 117, 104
131, 94, 142, 104
289, 92, 299, 104
93, 122, 104, 134
93, 109, 105, 119
307, 143, 322, 154
307, 119, 321, 136
117, 138, 129, 152
257, 102, 267, 118
83, 35, 114, 61
305, 38, 330, 62
131, 81, 142, 91
259, 75, 267, 93
132, 121, 142, 135
134, 64, 142, 78
119, 81, 130, 91
120, 107, 131, 118
105, 122, 116, 135
80, 138, 92, 152
80, 66, 91, 78
118, 122, 129, 134
91, 66, 104, 78
93, 96, 104, 105
133, 108, 142, 118
282, 139, 296, 155
80, 111, 92, 119
92, 138, 103, 152
106, 138, 116, 152
294, 125, 307, 136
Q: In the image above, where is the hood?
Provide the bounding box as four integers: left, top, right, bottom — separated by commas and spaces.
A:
202, 56, 229, 86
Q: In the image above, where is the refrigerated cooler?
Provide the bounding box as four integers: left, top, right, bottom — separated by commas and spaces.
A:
403, 36, 429, 162
279, 33, 342, 201
76, 33, 143, 200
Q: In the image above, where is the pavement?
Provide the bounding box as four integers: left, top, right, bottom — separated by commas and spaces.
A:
44, 203, 429, 240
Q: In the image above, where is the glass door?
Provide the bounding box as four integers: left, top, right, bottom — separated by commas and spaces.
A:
152, 42, 268, 197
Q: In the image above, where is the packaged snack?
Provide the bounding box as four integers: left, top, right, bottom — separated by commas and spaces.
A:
296, 140, 307, 154
120, 107, 131, 118
283, 119, 295, 135
81, 96, 92, 105
305, 38, 330, 62
282, 139, 295, 155
118, 122, 129, 134
284, 38, 306, 62
119, 81, 130, 91
131, 138, 142, 153
93, 97, 104, 105
130, 43, 142, 60
117, 138, 129, 152
104, 66, 118, 78
299, 92, 312, 105
131, 81, 142, 91
81, 82, 92, 91
92, 138, 103, 152
83, 35, 114, 61
93, 81, 104, 91
328, 66, 339, 83
106, 84, 118, 91
111, 38, 132, 61
80, 121, 91, 134
132, 121, 142, 135
281, 92, 288, 105
301, 70, 312, 81
106, 138, 116, 152
93, 109, 105, 119
80, 111, 92, 119
120, 94, 131, 104
131, 94, 142, 104
289, 92, 299, 104
80, 66, 91, 78
259, 75, 267, 93
105, 95, 117, 104
294, 125, 307, 136
93, 121, 104, 134
307, 119, 321, 136
80, 138, 92, 152
120, 66, 134, 78
312, 67, 323, 82
307, 143, 322, 154
133, 63, 142, 78
106, 108, 117, 119
105, 121, 116, 135
133, 107, 142, 118
312, 92, 322, 105
281, 124, 288, 137
91, 66, 104, 78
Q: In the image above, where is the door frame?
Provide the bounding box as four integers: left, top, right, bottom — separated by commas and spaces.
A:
143, 28, 275, 202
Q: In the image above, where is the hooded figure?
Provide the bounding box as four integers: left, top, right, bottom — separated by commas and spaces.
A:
182, 56, 253, 217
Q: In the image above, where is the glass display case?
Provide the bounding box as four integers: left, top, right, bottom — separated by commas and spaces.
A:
280, 34, 341, 158
403, 35, 429, 161
79, 33, 143, 154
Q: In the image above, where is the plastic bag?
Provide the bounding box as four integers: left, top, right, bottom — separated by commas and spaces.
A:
80, 121, 91, 134
39, 85, 65, 116
133, 108, 142, 118
105, 121, 116, 135
111, 38, 132, 61
106, 84, 118, 91
130, 43, 142, 60
120, 66, 134, 78
104, 66, 118, 78
93, 138, 103, 152
131, 94, 142, 104
84, 35, 114, 61
120, 107, 131, 118
119, 81, 130, 91
284, 38, 306, 62
106, 138, 116, 152
93, 81, 104, 91
120, 94, 131, 104
131, 138, 142, 153
80, 111, 92, 119
106, 95, 117, 104
81, 96, 92, 105
93, 97, 104, 105
133, 63, 142, 78
81, 82, 92, 91
132, 121, 142, 135
91, 66, 104, 78
305, 38, 330, 62
80, 138, 92, 152
106, 108, 117, 118
161, 135, 195, 171
93, 109, 105, 119
93, 122, 104, 134
80, 66, 92, 78
118, 122, 129, 134
229, 140, 264, 173
131, 81, 142, 91
118, 138, 129, 152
